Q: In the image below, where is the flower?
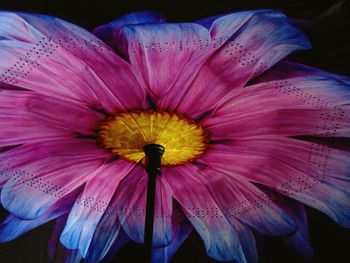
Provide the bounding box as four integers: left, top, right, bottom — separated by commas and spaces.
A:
0, 9, 349, 263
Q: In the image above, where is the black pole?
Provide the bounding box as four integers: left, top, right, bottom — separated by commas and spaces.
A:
143, 143, 165, 263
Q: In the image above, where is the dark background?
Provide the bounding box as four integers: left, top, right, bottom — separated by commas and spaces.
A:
0, 0, 350, 262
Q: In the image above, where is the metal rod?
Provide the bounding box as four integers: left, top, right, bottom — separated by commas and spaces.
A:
143, 144, 165, 263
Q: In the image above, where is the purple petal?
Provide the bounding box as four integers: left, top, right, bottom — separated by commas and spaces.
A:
112, 164, 173, 247
164, 165, 246, 262
204, 61, 350, 139
152, 207, 193, 263
0, 139, 108, 219
159, 10, 310, 118
0, 12, 147, 112
199, 137, 350, 227
194, 167, 297, 236
117, 22, 211, 101
60, 160, 134, 257
0, 191, 75, 242
0, 91, 103, 147
85, 207, 128, 263
231, 218, 258, 263
94, 11, 165, 50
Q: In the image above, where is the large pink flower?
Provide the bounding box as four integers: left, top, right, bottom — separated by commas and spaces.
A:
0, 10, 349, 263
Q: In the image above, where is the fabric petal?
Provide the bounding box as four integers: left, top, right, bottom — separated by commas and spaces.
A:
118, 22, 211, 101
48, 214, 84, 263
231, 218, 258, 263
164, 165, 246, 262
94, 11, 165, 50
49, 214, 68, 259
199, 137, 350, 227
205, 62, 350, 139
152, 208, 193, 263
0, 138, 108, 219
0, 91, 103, 147
281, 200, 313, 260
193, 167, 297, 236
60, 160, 134, 257
85, 207, 128, 263
0, 12, 146, 112
113, 164, 173, 247
0, 189, 76, 242
159, 10, 310, 118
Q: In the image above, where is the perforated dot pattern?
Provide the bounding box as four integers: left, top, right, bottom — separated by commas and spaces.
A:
0, 34, 109, 92
0, 37, 57, 88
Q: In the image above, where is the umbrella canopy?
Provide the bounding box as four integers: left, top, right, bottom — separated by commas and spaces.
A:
0, 6, 350, 263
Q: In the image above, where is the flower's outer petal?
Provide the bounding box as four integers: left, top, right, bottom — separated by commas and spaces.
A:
152, 207, 193, 263
48, 215, 84, 263
164, 165, 247, 262
59, 160, 134, 258
0, 190, 76, 242
85, 209, 128, 263
230, 217, 258, 263
159, 10, 310, 118
0, 12, 147, 112
49, 215, 68, 259
113, 165, 173, 247
280, 198, 313, 260
199, 137, 350, 227
118, 22, 211, 101
94, 11, 165, 50
205, 62, 350, 139
175, 163, 296, 236
0, 91, 104, 147
0, 138, 108, 219
89, 229, 129, 263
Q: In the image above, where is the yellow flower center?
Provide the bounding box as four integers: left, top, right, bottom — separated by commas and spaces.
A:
98, 111, 208, 166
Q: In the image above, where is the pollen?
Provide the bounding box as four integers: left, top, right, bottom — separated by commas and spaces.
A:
98, 111, 208, 166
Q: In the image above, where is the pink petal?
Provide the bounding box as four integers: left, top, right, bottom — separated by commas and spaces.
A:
60, 160, 134, 257
201, 168, 296, 235
0, 12, 147, 112
0, 138, 109, 219
159, 10, 310, 118
112, 164, 173, 247
118, 22, 211, 101
0, 91, 103, 144
199, 137, 350, 227
164, 165, 246, 262
205, 62, 350, 139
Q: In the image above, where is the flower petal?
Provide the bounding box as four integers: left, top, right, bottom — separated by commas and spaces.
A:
0, 190, 75, 242
205, 62, 350, 139
85, 208, 128, 263
60, 160, 134, 257
0, 91, 103, 147
113, 164, 173, 247
0, 138, 108, 219
0, 12, 146, 112
164, 165, 246, 262
281, 200, 313, 260
230, 218, 258, 263
159, 10, 310, 118
118, 22, 211, 101
152, 208, 192, 263
94, 11, 165, 50
199, 137, 350, 227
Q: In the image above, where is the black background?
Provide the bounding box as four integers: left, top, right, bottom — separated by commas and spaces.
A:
0, 0, 350, 262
